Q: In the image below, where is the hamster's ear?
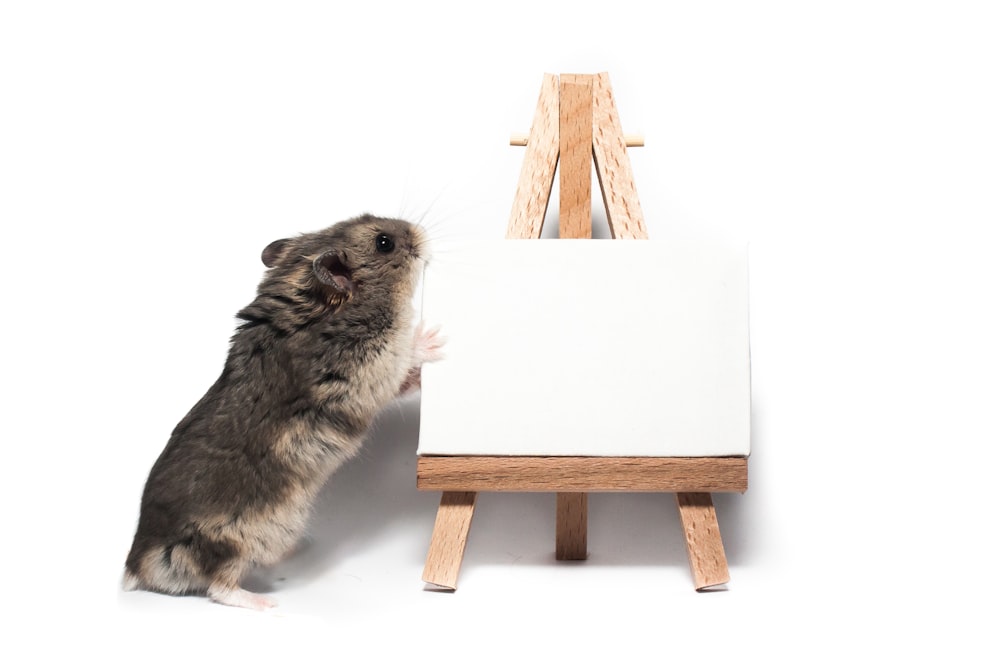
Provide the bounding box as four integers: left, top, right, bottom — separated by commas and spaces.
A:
313, 251, 356, 296
262, 239, 290, 268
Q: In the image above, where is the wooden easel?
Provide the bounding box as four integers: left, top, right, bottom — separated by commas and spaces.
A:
417, 73, 748, 590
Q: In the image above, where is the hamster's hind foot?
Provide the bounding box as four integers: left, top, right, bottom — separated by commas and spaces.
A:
208, 584, 278, 611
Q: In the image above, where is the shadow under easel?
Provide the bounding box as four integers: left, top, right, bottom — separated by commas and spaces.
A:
245, 399, 764, 593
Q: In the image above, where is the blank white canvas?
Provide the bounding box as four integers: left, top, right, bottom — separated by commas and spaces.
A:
417, 239, 750, 457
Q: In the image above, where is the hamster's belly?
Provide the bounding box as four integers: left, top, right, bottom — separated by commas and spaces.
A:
200, 492, 313, 566
313, 337, 411, 424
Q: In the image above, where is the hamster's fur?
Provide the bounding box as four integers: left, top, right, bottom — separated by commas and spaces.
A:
123, 215, 442, 609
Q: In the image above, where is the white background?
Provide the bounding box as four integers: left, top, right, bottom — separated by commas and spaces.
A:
2, 1, 998, 664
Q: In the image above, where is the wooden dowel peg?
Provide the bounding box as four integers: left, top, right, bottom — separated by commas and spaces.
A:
510, 132, 644, 147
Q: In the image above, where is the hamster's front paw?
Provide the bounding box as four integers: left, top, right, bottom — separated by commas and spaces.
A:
412, 321, 446, 365
397, 322, 446, 396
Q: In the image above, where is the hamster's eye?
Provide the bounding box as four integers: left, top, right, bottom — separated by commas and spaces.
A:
375, 233, 395, 253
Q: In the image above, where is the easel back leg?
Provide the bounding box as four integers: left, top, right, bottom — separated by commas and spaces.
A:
555, 492, 588, 560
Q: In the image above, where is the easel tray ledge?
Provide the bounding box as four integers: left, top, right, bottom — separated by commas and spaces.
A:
416, 455, 748, 492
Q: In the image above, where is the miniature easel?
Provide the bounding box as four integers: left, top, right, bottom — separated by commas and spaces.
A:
417, 73, 748, 590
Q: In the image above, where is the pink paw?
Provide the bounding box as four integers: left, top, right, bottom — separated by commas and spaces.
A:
412, 321, 446, 365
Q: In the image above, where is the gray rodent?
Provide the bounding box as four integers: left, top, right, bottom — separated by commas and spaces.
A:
123, 214, 442, 610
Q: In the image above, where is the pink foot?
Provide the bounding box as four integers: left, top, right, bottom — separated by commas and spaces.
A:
208, 585, 278, 611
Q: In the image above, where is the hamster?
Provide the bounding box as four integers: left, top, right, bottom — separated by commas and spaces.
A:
123, 214, 443, 610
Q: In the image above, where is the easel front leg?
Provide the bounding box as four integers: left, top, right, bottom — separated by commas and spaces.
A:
676, 492, 730, 590
555, 492, 588, 560
422, 491, 478, 590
